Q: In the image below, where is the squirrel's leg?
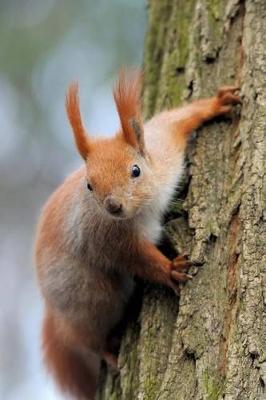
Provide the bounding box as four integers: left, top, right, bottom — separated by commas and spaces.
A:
133, 240, 193, 294
171, 86, 241, 144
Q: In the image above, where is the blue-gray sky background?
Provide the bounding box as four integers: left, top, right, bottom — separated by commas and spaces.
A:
0, 1, 146, 398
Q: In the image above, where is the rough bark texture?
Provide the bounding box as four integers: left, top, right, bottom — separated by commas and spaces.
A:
97, 1, 266, 399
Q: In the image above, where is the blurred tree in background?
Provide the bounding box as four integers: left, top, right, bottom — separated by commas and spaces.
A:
0, 1, 146, 399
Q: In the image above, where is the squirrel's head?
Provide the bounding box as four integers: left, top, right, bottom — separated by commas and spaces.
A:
66, 69, 154, 219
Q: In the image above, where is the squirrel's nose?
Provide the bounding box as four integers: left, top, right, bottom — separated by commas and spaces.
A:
104, 196, 123, 216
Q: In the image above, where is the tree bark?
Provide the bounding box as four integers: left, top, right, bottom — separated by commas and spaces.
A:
97, 1, 266, 399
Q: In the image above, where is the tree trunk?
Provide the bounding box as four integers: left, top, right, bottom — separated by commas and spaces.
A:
97, 1, 266, 399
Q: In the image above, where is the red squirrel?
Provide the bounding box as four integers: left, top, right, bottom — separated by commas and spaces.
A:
34, 69, 240, 399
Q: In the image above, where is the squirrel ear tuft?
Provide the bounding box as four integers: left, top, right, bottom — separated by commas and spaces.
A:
113, 69, 145, 154
65, 83, 91, 160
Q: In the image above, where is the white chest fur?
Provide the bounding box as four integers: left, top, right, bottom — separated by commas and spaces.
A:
136, 159, 184, 244
138, 208, 163, 243
137, 179, 178, 243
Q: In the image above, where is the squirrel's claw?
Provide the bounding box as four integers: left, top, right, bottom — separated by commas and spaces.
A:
171, 254, 193, 271
217, 85, 240, 97
171, 270, 193, 282
215, 86, 241, 116
167, 254, 194, 293
167, 279, 181, 296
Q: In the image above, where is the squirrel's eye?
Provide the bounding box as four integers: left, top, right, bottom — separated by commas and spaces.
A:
131, 164, 141, 178
87, 183, 93, 191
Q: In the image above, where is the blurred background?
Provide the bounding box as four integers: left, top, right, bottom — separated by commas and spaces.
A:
0, 1, 146, 398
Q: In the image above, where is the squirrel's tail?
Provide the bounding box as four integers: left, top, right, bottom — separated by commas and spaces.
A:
42, 309, 100, 400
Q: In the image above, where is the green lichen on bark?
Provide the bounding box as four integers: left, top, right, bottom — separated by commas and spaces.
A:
143, 0, 173, 118
98, 1, 266, 399
154, 0, 197, 111
203, 370, 224, 400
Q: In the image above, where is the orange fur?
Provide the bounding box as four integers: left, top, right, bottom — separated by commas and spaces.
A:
113, 69, 145, 152
86, 137, 132, 198
42, 309, 99, 400
173, 91, 239, 138
66, 83, 91, 160
35, 70, 240, 399
147, 86, 240, 151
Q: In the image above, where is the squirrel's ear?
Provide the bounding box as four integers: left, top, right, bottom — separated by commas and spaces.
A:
113, 69, 145, 154
65, 83, 91, 160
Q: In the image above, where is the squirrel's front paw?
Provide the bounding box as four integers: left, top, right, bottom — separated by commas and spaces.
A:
169, 255, 193, 284
171, 254, 193, 271
215, 86, 241, 115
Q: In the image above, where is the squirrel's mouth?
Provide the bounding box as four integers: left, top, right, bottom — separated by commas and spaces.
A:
106, 209, 124, 219
106, 204, 123, 217
104, 206, 136, 221
103, 205, 124, 219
